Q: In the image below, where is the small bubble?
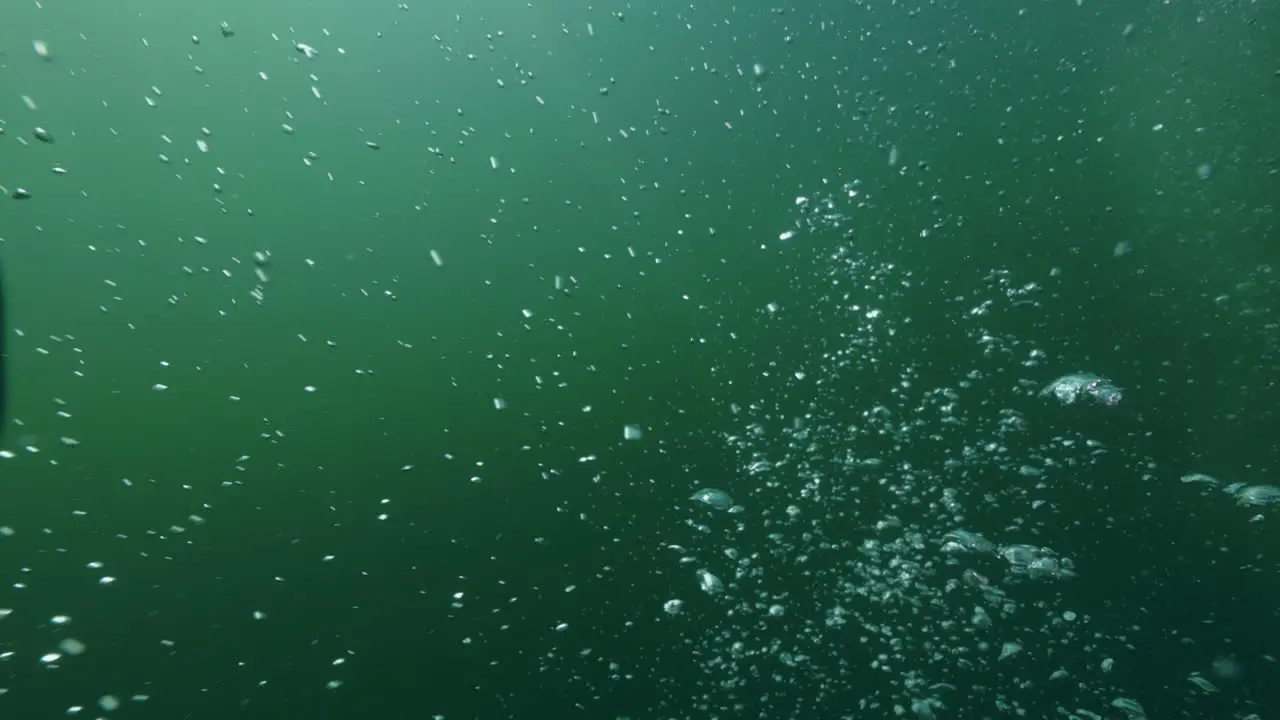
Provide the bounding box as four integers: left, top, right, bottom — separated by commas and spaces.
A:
59, 638, 87, 655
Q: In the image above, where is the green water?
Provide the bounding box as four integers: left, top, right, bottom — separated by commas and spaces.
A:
1, 1, 1277, 718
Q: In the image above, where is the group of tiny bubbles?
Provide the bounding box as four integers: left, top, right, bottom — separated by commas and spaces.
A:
0, 29, 270, 713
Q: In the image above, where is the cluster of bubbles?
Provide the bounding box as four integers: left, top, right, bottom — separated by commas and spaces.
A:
644, 178, 1269, 720
1040, 373, 1124, 408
